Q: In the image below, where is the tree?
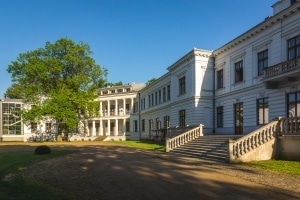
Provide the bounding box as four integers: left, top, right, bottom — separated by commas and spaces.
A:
146, 77, 157, 86
105, 81, 123, 87
7, 38, 107, 137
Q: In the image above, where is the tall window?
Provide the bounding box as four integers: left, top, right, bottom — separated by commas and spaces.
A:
163, 87, 166, 102
217, 106, 223, 127
31, 122, 37, 133
167, 85, 171, 100
235, 61, 243, 83
287, 92, 300, 117
134, 120, 138, 132
151, 94, 154, 106
126, 121, 130, 132
257, 98, 269, 125
142, 119, 145, 132
155, 92, 158, 105
258, 50, 268, 76
164, 115, 170, 128
288, 35, 300, 60
291, 0, 297, 5
156, 118, 161, 130
149, 119, 153, 138
159, 90, 161, 103
45, 123, 51, 133
179, 76, 186, 95
217, 69, 223, 89
148, 95, 151, 108
179, 110, 185, 127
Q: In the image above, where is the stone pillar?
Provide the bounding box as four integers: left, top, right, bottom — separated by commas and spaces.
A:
107, 119, 111, 136
100, 101, 103, 117
100, 120, 103, 136
131, 98, 134, 114
85, 120, 89, 136
115, 99, 118, 116
123, 119, 126, 135
107, 100, 110, 116
123, 98, 126, 115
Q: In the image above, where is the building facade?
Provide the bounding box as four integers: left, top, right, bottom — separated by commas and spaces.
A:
138, 0, 300, 139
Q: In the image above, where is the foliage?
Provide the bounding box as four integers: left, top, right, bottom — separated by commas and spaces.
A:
34, 145, 52, 155
4, 83, 25, 99
241, 160, 300, 176
105, 81, 123, 87
146, 77, 157, 86
6, 38, 107, 133
109, 140, 165, 151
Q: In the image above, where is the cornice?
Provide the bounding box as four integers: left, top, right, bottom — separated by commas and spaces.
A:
213, 3, 300, 57
167, 48, 213, 72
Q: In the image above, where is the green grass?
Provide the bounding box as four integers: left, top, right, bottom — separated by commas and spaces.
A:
241, 160, 300, 176
109, 140, 166, 151
0, 149, 76, 200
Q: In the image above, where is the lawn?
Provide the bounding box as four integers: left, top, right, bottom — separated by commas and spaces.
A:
0, 148, 76, 200
109, 140, 166, 151
242, 160, 300, 176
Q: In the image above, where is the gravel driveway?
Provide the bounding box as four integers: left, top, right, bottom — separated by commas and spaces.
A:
1, 142, 300, 200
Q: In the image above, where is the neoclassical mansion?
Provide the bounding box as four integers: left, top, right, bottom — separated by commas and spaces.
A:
1, 0, 300, 143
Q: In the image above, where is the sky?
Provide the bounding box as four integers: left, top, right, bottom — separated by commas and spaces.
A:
0, 0, 276, 97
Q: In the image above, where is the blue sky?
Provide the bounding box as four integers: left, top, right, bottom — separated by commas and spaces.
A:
0, 0, 275, 97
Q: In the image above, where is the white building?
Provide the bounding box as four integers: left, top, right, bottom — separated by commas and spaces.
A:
82, 83, 145, 141
138, 0, 300, 139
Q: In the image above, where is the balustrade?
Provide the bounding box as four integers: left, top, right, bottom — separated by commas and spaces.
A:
165, 124, 204, 152
264, 57, 300, 78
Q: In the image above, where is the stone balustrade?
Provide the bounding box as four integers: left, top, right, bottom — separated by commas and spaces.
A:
165, 124, 204, 152
264, 57, 300, 78
278, 117, 300, 135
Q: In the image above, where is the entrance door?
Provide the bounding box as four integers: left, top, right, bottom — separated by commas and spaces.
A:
234, 103, 243, 135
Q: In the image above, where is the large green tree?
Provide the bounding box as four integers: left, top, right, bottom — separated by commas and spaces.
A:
7, 38, 107, 135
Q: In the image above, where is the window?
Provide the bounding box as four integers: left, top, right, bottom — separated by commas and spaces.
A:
151, 94, 154, 106
45, 123, 51, 133
257, 98, 269, 125
291, 0, 297, 5
156, 118, 161, 130
179, 76, 186, 94
142, 119, 145, 132
258, 50, 268, 76
164, 116, 170, 128
217, 106, 223, 127
217, 69, 223, 89
155, 92, 158, 105
148, 95, 151, 108
134, 120, 138, 132
149, 119, 153, 138
179, 110, 185, 127
167, 85, 171, 100
126, 121, 130, 132
117, 89, 123, 93
110, 90, 115, 94
288, 35, 300, 60
287, 92, 300, 117
159, 90, 161, 103
235, 61, 243, 83
31, 122, 38, 133
163, 87, 166, 102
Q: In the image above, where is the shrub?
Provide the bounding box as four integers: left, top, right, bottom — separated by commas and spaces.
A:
34, 145, 51, 155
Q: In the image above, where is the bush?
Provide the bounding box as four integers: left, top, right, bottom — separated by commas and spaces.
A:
34, 145, 51, 155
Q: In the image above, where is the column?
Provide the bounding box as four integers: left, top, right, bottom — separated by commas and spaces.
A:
123, 119, 126, 135
115, 99, 118, 116
107, 100, 110, 116
100, 120, 103, 136
115, 119, 118, 136
123, 98, 126, 115
131, 98, 134, 114
85, 120, 89, 136
107, 119, 111, 136
100, 101, 103, 117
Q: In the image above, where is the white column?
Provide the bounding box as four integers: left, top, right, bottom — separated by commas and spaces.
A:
131, 98, 134, 114
85, 120, 89, 136
107, 100, 110, 116
123, 119, 126, 135
100, 101, 103, 117
92, 120, 96, 136
115, 119, 118, 136
100, 120, 103, 136
115, 99, 118, 116
123, 98, 126, 115
107, 119, 111, 136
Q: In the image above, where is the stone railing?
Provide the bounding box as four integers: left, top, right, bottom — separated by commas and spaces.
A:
165, 124, 204, 152
228, 120, 279, 161
278, 117, 300, 135
264, 57, 300, 78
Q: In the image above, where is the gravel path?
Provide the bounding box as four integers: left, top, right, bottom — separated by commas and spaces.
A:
1, 142, 300, 200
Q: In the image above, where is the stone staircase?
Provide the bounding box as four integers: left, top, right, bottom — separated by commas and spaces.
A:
169, 135, 241, 162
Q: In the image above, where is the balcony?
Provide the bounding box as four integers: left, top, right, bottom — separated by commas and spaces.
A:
262, 57, 300, 89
